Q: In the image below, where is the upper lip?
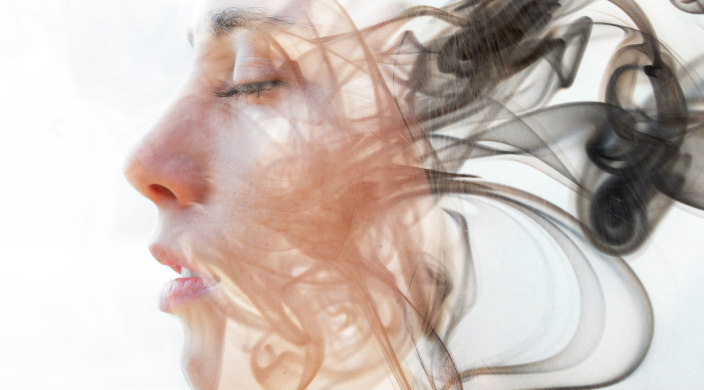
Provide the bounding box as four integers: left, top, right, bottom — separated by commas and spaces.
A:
149, 243, 204, 277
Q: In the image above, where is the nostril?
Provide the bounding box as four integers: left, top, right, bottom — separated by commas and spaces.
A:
149, 184, 177, 201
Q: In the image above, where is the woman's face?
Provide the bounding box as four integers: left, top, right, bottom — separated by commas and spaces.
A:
125, 0, 426, 388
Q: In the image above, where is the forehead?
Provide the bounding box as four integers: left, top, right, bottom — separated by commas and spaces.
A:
187, 0, 322, 40
195, 0, 313, 16
187, 0, 405, 40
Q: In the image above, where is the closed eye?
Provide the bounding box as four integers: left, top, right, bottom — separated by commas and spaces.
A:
215, 80, 284, 98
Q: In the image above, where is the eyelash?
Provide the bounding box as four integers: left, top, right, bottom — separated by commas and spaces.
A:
215, 80, 283, 98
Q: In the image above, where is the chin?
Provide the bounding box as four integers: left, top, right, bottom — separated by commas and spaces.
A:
182, 340, 221, 389
175, 298, 227, 389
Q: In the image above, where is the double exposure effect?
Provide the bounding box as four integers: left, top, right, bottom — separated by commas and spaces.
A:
124, 0, 704, 388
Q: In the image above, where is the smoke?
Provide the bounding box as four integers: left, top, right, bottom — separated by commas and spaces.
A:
127, 0, 704, 389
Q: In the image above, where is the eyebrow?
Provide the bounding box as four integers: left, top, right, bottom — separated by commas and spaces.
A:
187, 7, 303, 47
208, 8, 294, 37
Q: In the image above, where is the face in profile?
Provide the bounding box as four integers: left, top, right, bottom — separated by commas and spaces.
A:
125, 0, 437, 388
124, 0, 704, 388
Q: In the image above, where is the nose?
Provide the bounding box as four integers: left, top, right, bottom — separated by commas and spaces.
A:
124, 106, 210, 208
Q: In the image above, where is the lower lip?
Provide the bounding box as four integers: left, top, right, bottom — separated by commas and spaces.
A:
159, 277, 213, 313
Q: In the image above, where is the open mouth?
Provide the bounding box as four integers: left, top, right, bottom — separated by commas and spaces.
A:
150, 244, 219, 313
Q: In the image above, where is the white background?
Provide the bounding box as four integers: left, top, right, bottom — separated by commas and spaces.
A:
1, 0, 190, 387
0, 0, 703, 388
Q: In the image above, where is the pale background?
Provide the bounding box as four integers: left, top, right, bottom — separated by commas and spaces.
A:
0, 0, 702, 388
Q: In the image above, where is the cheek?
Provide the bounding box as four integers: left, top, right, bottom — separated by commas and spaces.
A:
260, 117, 295, 144
206, 92, 378, 259
210, 113, 265, 175
209, 93, 322, 180
227, 151, 361, 259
